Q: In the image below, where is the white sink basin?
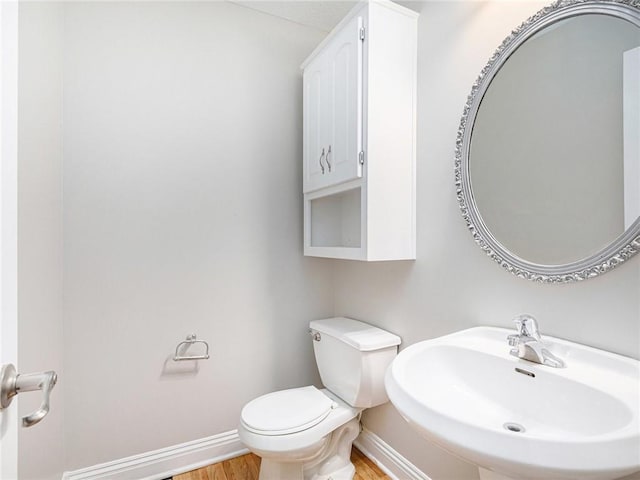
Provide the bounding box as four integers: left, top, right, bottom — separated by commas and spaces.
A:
385, 327, 640, 480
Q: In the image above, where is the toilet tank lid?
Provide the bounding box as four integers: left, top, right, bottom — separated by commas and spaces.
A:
309, 317, 401, 351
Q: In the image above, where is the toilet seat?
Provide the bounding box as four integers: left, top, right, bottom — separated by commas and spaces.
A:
239, 388, 362, 457
241, 386, 338, 436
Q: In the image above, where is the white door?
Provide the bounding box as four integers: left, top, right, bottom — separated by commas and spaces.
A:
325, 14, 364, 187
0, 1, 19, 477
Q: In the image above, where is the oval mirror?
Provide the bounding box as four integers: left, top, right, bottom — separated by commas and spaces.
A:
456, 0, 640, 282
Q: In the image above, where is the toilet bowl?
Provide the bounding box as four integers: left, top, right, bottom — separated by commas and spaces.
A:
238, 317, 401, 480
239, 388, 361, 480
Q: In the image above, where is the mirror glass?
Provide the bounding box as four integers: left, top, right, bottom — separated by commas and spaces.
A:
469, 12, 640, 266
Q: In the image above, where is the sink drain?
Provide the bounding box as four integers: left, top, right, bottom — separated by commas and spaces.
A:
503, 422, 525, 433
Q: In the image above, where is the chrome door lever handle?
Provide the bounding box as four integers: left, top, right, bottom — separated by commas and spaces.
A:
17, 370, 57, 427
0, 363, 58, 427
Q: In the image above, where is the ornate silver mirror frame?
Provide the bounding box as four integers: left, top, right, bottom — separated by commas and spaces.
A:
455, 0, 640, 283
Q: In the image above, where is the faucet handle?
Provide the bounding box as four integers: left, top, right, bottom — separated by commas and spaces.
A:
513, 314, 541, 341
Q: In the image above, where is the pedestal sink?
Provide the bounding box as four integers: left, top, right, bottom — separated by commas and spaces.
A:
384, 327, 640, 480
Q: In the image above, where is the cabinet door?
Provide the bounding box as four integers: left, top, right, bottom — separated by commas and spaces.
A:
326, 15, 363, 187
303, 15, 363, 193
303, 52, 330, 193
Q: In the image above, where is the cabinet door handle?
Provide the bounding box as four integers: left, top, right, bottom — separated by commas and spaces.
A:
319, 148, 326, 174
326, 145, 332, 172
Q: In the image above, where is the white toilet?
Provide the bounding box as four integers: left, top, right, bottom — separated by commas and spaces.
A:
238, 317, 401, 480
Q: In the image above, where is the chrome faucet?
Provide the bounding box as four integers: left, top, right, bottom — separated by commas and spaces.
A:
507, 314, 564, 368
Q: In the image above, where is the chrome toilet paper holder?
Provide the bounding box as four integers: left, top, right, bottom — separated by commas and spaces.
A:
173, 334, 210, 361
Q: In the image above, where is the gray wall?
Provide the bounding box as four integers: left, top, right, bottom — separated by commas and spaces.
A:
335, 1, 640, 478
62, 1, 331, 470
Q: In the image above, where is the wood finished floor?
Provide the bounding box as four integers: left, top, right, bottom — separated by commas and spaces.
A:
173, 447, 390, 480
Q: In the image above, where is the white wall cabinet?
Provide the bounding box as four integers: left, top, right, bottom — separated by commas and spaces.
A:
302, 0, 418, 261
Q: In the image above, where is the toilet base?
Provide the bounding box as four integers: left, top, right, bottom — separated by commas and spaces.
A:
310, 462, 355, 480
257, 418, 360, 480
258, 460, 304, 480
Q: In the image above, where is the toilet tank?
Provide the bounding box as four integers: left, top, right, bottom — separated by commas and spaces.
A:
309, 317, 401, 408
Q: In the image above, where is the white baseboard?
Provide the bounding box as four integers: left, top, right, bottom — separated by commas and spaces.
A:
61, 426, 427, 480
355, 428, 431, 480
61, 430, 248, 480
